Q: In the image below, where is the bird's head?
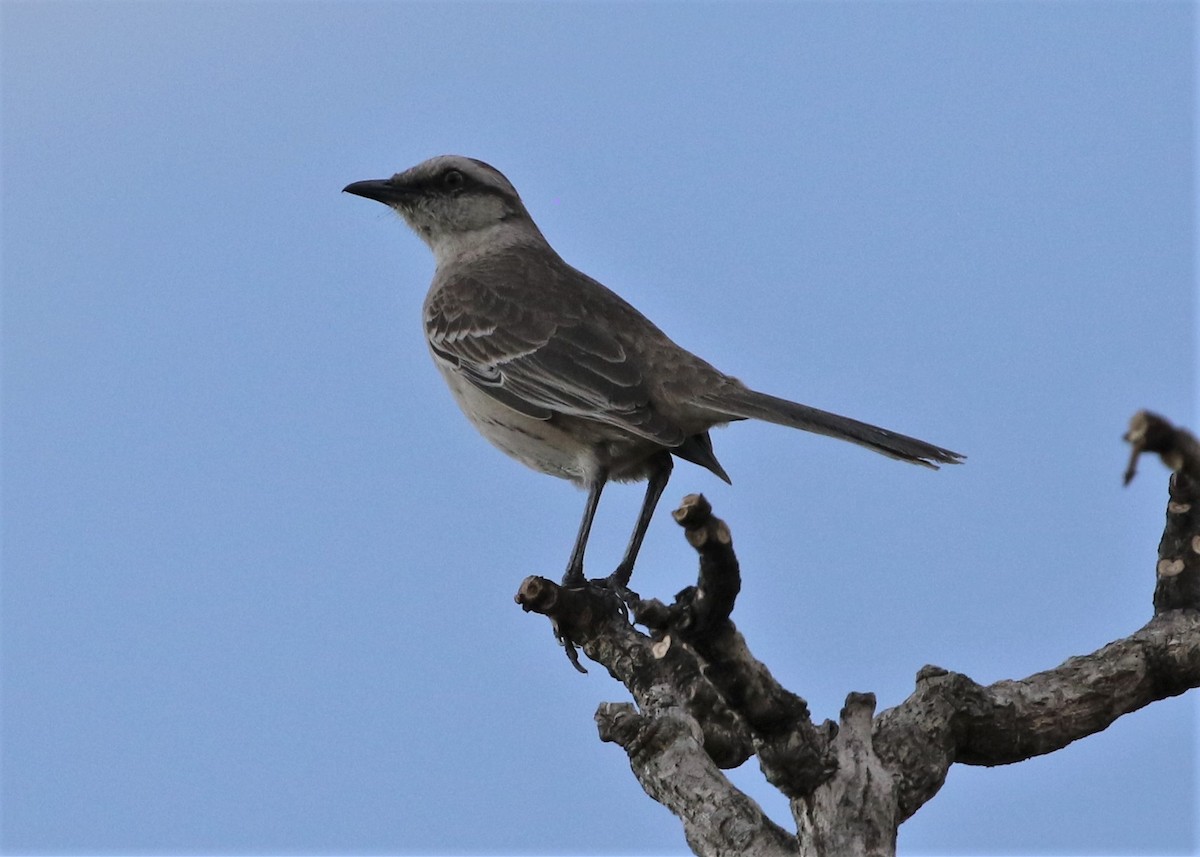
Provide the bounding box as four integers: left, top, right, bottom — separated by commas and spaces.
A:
344, 155, 543, 262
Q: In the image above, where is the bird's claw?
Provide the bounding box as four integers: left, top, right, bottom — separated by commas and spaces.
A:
549, 617, 588, 673
560, 571, 634, 619
585, 573, 635, 621
548, 571, 638, 673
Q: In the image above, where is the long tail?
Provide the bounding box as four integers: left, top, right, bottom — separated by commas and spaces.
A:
700, 387, 964, 469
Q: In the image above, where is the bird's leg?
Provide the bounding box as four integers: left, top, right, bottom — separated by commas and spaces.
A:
608, 452, 674, 592
562, 469, 607, 587
557, 470, 611, 669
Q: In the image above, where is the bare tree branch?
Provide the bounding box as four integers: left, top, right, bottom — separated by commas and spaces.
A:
596, 702, 797, 857
515, 574, 754, 769
516, 413, 1200, 856
1123, 411, 1200, 612
634, 495, 837, 798
873, 610, 1200, 822
1123, 409, 1200, 486
794, 692, 896, 857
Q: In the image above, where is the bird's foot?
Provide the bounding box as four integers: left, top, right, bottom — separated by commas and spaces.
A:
587, 572, 637, 621
559, 568, 634, 620
549, 619, 588, 674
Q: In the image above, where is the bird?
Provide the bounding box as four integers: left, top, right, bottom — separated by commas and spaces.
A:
344, 155, 962, 593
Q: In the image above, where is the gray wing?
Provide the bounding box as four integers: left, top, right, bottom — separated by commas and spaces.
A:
424, 269, 687, 447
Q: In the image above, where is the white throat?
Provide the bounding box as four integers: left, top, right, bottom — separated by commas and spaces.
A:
422, 218, 549, 269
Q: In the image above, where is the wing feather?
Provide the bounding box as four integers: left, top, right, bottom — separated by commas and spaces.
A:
424, 266, 684, 447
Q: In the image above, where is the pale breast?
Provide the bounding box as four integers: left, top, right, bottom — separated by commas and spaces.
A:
431, 359, 593, 481
431, 357, 666, 485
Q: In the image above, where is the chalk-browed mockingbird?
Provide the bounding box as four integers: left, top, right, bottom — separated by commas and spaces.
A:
345, 156, 962, 590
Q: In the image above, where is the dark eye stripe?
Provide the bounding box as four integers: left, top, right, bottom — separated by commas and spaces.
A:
411, 164, 519, 207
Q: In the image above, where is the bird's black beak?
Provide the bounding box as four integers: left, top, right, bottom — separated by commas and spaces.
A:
343, 178, 409, 205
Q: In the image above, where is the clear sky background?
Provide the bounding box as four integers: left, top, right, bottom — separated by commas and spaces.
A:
2, 2, 1196, 855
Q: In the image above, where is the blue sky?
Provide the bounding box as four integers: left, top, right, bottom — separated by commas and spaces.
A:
2, 2, 1195, 854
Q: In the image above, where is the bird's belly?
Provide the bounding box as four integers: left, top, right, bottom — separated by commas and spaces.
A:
434, 364, 597, 482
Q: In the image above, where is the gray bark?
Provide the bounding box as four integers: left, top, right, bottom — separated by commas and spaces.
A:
516, 411, 1200, 856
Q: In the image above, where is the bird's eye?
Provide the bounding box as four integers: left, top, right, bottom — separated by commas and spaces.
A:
443, 169, 465, 190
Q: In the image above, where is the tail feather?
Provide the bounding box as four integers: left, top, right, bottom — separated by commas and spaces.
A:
702, 387, 963, 469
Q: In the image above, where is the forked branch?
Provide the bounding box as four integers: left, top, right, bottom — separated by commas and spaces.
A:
516, 412, 1200, 857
